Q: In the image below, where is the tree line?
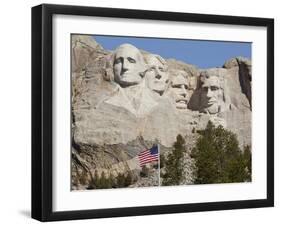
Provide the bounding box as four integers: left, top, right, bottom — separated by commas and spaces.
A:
161, 121, 251, 185
88, 171, 136, 189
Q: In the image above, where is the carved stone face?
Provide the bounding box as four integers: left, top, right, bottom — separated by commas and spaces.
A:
169, 72, 189, 109
200, 76, 223, 114
145, 55, 169, 95
113, 44, 145, 87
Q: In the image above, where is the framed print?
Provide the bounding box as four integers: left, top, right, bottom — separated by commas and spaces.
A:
31, 4, 274, 221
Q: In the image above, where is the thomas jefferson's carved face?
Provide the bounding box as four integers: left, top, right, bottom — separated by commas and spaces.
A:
169, 73, 189, 109
201, 76, 223, 114
145, 56, 169, 95
113, 44, 145, 87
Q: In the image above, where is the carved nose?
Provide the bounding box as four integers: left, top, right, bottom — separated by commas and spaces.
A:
206, 88, 212, 98
155, 74, 161, 79
121, 68, 128, 74
122, 64, 128, 70
180, 93, 186, 97
179, 86, 187, 96
122, 60, 129, 70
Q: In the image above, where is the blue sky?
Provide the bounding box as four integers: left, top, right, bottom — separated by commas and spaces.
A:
93, 35, 251, 69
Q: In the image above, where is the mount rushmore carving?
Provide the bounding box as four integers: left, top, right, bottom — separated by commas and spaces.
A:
71, 35, 251, 189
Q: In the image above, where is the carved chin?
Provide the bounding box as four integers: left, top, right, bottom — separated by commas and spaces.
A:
176, 102, 187, 109
120, 79, 139, 86
118, 74, 142, 86
149, 81, 166, 90
152, 85, 165, 94
205, 104, 219, 114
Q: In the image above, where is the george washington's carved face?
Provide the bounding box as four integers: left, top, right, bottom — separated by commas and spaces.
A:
113, 44, 146, 87
200, 76, 223, 114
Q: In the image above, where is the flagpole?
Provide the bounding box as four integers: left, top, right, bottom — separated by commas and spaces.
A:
158, 143, 160, 186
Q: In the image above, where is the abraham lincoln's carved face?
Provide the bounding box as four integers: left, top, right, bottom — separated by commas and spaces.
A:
200, 76, 223, 114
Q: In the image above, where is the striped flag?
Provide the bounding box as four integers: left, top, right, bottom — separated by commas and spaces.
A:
138, 146, 159, 167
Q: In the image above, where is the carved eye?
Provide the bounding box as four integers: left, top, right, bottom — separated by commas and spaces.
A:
210, 86, 219, 91
158, 67, 164, 72
127, 57, 136, 63
203, 87, 209, 92
148, 66, 155, 72
160, 66, 168, 72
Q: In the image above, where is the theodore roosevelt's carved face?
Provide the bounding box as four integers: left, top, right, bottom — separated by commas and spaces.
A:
200, 76, 223, 114
113, 44, 146, 87
169, 71, 189, 109
145, 55, 169, 95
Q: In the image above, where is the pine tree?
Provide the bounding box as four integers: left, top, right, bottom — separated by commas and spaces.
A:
88, 170, 100, 189
124, 171, 133, 187
108, 173, 114, 188
78, 169, 89, 185
243, 145, 252, 181
191, 121, 251, 184
99, 171, 107, 188
162, 134, 185, 186
160, 154, 165, 168
140, 165, 149, 177
116, 173, 126, 188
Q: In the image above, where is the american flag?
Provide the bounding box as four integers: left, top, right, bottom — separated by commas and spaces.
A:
138, 146, 159, 167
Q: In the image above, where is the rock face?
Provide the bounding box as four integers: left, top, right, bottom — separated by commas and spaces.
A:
71, 35, 252, 189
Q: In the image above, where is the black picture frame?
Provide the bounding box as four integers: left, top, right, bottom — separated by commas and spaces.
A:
32, 3, 274, 222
